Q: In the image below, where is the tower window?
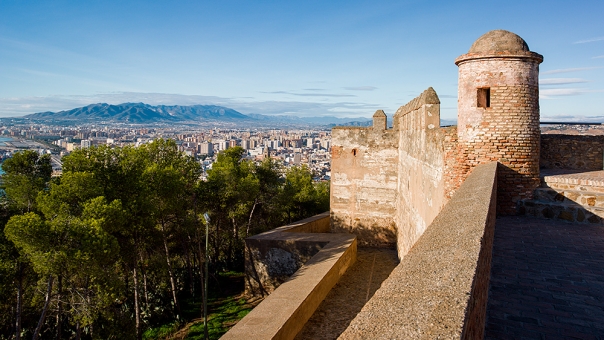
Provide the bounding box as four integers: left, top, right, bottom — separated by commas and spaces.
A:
477, 88, 491, 108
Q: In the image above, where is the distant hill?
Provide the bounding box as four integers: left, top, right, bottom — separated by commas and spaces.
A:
25, 103, 249, 123
23, 102, 381, 127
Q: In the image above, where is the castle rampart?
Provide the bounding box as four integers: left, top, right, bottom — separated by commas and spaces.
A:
393, 87, 449, 258
231, 29, 589, 340
331, 30, 544, 257
330, 87, 453, 256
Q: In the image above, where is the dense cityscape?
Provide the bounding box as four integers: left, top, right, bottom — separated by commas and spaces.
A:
0, 119, 333, 181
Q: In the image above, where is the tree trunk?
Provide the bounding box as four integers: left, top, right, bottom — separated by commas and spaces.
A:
133, 262, 141, 340
185, 242, 194, 296
15, 262, 23, 340
56, 275, 63, 340
141, 253, 149, 307
32, 275, 54, 340
246, 200, 259, 237
75, 320, 81, 340
161, 223, 180, 317
197, 229, 205, 317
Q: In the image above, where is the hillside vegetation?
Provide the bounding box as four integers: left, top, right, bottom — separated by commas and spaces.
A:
0, 141, 329, 339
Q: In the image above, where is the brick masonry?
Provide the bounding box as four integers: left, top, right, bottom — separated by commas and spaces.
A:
455, 55, 542, 215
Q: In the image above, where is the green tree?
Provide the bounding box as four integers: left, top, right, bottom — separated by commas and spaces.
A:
1, 150, 52, 213
140, 139, 201, 318
0, 150, 52, 340
4, 171, 124, 339
279, 165, 329, 223
199, 147, 260, 270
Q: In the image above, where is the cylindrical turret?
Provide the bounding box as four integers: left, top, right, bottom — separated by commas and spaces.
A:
455, 30, 543, 214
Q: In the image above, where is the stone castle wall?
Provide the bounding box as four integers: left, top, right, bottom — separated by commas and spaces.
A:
331, 88, 452, 256
332, 32, 544, 256
393, 88, 449, 258
541, 134, 604, 171
330, 126, 399, 247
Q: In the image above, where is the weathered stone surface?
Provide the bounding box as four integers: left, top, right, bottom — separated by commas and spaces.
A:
245, 212, 332, 296
468, 30, 530, 54
331, 88, 448, 259
393, 90, 447, 258
330, 126, 399, 247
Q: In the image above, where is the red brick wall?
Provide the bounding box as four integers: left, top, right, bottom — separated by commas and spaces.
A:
456, 57, 541, 214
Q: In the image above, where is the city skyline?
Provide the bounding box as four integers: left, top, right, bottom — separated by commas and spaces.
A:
1, 0, 603, 121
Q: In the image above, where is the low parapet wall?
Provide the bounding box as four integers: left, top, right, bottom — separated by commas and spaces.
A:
541, 134, 604, 171
244, 212, 332, 295
339, 162, 497, 339
228, 212, 356, 340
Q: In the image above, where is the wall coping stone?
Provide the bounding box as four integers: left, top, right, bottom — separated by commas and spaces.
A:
393, 87, 440, 120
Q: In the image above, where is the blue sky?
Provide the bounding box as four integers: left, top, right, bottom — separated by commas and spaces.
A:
0, 0, 603, 121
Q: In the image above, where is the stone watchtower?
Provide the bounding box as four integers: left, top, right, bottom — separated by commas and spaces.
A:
455, 30, 543, 214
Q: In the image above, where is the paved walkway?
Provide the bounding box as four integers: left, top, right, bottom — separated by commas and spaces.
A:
295, 247, 399, 340
485, 215, 604, 339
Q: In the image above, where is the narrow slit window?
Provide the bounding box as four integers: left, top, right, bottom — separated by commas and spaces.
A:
477, 88, 491, 108
352, 149, 357, 156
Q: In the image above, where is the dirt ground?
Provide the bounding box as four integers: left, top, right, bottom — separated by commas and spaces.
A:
295, 247, 399, 340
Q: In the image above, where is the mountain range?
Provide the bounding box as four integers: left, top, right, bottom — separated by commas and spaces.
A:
22, 102, 374, 127
25, 103, 248, 123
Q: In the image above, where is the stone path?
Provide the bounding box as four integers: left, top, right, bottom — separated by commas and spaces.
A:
485, 215, 604, 339
295, 247, 399, 340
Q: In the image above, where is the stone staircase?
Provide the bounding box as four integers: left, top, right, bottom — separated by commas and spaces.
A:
518, 170, 604, 224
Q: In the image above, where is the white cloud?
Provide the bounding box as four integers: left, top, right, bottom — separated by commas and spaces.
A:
540, 88, 604, 99
261, 91, 356, 97
573, 36, 604, 44
540, 78, 589, 85
343, 86, 377, 91
593, 55, 604, 59
541, 67, 602, 75
540, 88, 586, 98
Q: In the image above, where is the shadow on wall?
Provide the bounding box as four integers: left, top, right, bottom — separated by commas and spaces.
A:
330, 215, 397, 248
245, 239, 328, 297
496, 164, 540, 215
